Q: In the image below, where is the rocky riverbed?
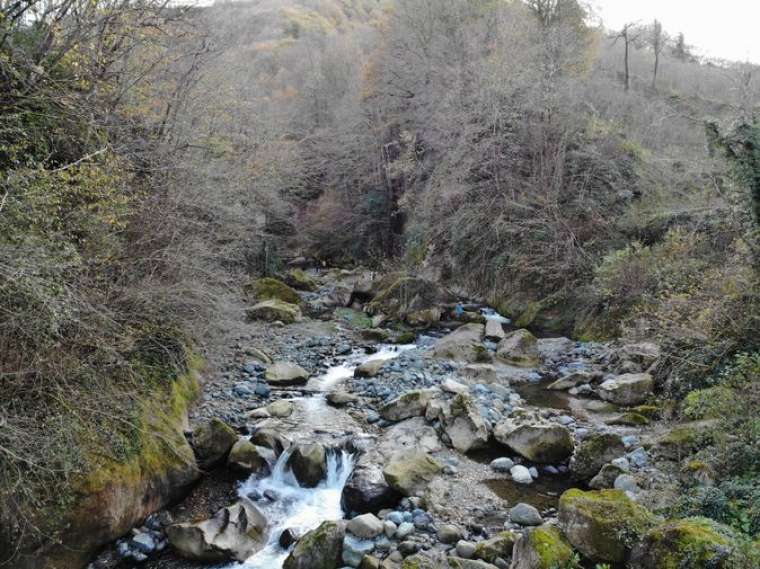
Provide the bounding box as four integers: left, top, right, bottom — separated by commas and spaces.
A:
87, 268, 731, 569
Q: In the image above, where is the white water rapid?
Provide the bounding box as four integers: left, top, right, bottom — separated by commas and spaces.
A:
233, 343, 416, 569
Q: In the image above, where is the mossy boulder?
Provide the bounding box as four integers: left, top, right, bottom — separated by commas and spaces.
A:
473, 530, 517, 563
380, 389, 436, 422
393, 331, 417, 344
334, 307, 373, 329
247, 277, 301, 304
630, 517, 736, 569
401, 554, 438, 569
383, 451, 442, 496
355, 358, 388, 378
494, 420, 574, 464
431, 323, 485, 363
655, 421, 717, 459
286, 268, 318, 292
265, 362, 309, 386
570, 431, 626, 480
283, 520, 345, 569
360, 328, 390, 342
366, 275, 453, 319
247, 299, 302, 324
406, 307, 442, 328
558, 489, 657, 563
608, 412, 650, 426
193, 418, 238, 469
287, 443, 327, 487
495, 329, 540, 367
227, 438, 270, 475
511, 525, 575, 569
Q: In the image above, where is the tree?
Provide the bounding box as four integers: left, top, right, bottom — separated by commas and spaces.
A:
650, 19, 666, 90
612, 22, 643, 92
672, 32, 691, 62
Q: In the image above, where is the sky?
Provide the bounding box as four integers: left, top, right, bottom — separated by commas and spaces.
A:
590, 0, 760, 63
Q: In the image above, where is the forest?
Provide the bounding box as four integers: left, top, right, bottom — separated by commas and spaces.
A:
1, 1, 759, 569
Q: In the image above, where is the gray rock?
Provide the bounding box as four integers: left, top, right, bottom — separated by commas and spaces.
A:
347, 513, 384, 539
509, 503, 543, 526
437, 524, 463, 544
456, 540, 477, 559
510, 465, 533, 485
490, 458, 514, 472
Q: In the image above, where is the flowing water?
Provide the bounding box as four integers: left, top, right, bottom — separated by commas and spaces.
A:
233, 343, 416, 569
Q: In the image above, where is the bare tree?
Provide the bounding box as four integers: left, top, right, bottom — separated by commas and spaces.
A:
612, 22, 643, 92
650, 19, 666, 90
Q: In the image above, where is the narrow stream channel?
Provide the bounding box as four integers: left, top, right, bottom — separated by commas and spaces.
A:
233, 344, 416, 569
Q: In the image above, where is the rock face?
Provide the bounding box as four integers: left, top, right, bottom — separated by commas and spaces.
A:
227, 438, 270, 475
570, 431, 626, 480
383, 452, 442, 496
193, 418, 239, 469
431, 324, 486, 363
287, 443, 327, 487
495, 329, 539, 367
484, 319, 506, 341
444, 394, 489, 453
380, 389, 436, 422
558, 489, 656, 563
629, 517, 736, 569
265, 362, 309, 386
283, 520, 345, 569
598, 373, 654, 406
510, 526, 574, 569
247, 299, 302, 324
167, 501, 267, 563
493, 420, 574, 464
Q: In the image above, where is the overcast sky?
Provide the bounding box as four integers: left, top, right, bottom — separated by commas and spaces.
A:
590, 0, 760, 63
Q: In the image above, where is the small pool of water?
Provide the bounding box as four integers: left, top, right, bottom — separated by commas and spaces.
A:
483, 473, 576, 511
515, 378, 573, 411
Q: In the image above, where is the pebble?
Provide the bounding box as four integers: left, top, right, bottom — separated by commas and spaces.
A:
396, 522, 415, 539
455, 540, 476, 559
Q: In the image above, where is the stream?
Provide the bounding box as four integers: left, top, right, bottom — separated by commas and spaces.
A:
232, 344, 416, 569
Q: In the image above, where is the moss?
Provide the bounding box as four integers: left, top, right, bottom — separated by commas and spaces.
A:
474, 344, 494, 363
247, 277, 301, 304
631, 404, 660, 418
287, 268, 318, 291
473, 531, 517, 563
635, 517, 736, 569
529, 526, 575, 569
515, 300, 542, 328
683, 386, 736, 420
247, 299, 302, 324
334, 307, 373, 329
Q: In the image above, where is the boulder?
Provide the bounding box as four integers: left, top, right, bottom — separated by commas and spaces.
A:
406, 307, 442, 328
495, 329, 539, 367
510, 465, 534, 485
326, 283, 353, 308
248, 277, 301, 304
367, 275, 453, 319
286, 268, 318, 292
510, 526, 574, 569
283, 520, 345, 569
227, 439, 270, 475
347, 513, 384, 539
380, 390, 436, 422
266, 399, 294, 418
570, 432, 626, 480
383, 452, 442, 497
360, 328, 390, 342
247, 299, 302, 324
167, 501, 267, 563
536, 337, 575, 362
265, 362, 309, 386
558, 489, 656, 563
355, 359, 387, 378
589, 463, 627, 490
444, 394, 489, 453
493, 420, 574, 464
510, 503, 543, 526
192, 418, 238, 469
250, 429, 290, 456
343, 451, 401, 514
327, 391, 359, 407
472, 531, 517, 564
629, 517, 737, 569
379, 417, 441, 456
598, 373, 654, 406
484, 319, 506, 342
287, 443, 327, 487
547, 371, 595, 391
431, 324, 486, 363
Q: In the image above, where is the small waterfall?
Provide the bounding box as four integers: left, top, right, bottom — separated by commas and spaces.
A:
237, 449, 356, 568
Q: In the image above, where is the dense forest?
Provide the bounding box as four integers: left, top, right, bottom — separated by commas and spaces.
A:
1, 1, 759, 569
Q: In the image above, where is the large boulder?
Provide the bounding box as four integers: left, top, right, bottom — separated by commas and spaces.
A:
192, 418, 238, 469
445, 394, 490, 453
570, 432, 626, 480
510, 526, 574, 569
629, 517, 737, 569
167, 501, 267, 563
493, 420, 574, 464
598, 373, 654, 406
484, 319, 506, 341
342, 450, 401, 514
286, 268, 318, 292
558, 489, 656, 564
250, 428, 290, 456
366, 275, 453, 319
247, 277, 301, 305
247, 299, 302, 324
227, 438, 270, 475
283, 520, 345, 569
380, 389, 436, 422
265, 362, 309, 386
383, 452, 442, 496
379, 417, 441, 456
287, 443, 327, 487
431, 324, 486, 363
495, 329, 540, 367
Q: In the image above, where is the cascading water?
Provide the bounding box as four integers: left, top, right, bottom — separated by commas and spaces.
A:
231, 343, 416, 569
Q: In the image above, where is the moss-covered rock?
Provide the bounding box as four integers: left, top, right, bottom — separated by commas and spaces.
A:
247, 277, 301, 304
286, 268, 318, 291
334, 307, 373, 329
393, 331, 417, 344
193, 418, 238, 469
511, 525, 575, 569
473, 530, 517, 563
431, 323, 485, 363
406, 307, 442, 328
655, 421, 716, 459
401, 554, 438, 569
558, 488, 656, 563
570, 431, 626, 480
366, 275, 452, 319
247, 299, 302, 324
228, 438, 270, 475
607, 412, 650, 426
383, 451, 442, 496
287, 443, 327, 488
283, 520, 344, 569
495, 329, 540, 367
630, 517, 736, 569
